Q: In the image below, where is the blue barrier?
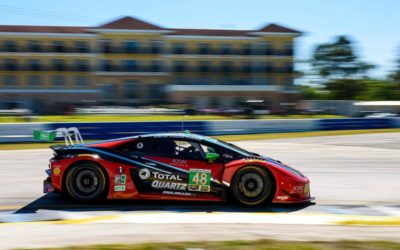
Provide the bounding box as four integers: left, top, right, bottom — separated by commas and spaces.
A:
0, 118, 399, 143
317, 118, 393, 131
46, 121, 208, 140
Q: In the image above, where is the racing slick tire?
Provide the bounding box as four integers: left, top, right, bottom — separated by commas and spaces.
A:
65, 162, 108, 202
230, 166, 274, 206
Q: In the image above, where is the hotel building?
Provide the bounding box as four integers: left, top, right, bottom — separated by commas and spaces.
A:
0, 16, 301, 113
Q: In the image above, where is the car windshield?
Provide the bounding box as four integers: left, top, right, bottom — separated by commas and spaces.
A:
213, 139, 254, 157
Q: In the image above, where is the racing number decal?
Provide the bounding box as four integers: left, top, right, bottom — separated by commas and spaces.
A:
188, 169, 211, 192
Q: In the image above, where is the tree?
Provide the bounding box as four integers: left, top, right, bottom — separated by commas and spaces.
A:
311, 36, 374, 80
324, 79, 400, 100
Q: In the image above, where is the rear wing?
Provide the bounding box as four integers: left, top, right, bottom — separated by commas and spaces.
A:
33, 127, 84, 146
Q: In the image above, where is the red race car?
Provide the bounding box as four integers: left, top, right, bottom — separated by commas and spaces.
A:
37, 128, 311, 206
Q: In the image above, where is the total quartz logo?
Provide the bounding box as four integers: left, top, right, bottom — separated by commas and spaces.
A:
139, 168, 151, 180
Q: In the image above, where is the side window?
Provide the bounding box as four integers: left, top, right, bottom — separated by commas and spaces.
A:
157, 139, 203, 160
119, 139, 160, 155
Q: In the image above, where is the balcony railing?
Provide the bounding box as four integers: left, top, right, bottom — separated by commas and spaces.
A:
96, 65, 165, 72
0, 47, 91, 53
171, 66, 294, 73
0, 65, 92, 71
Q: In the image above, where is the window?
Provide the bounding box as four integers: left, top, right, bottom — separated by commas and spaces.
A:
28, 40, 41, 52
75, 60, 89, 71
255, 42, 272, 55
220, 61, 232, 72
118, 139, 161, 155
151, 60, 163, 72
101, 60, 112, 71
220, 44, 232, 55
148, 84, 165, 100
198, 43, 211, 54
174, 76, 189, 85
198, 61, 210, 72
4, 75, 16, 87
125, 60, 138, 71
75, 76, 89, 87
75, 41, 89, 53
28, 75, 41, 86
52, 75, 65, 87
172, 43, 186, 54
241, 61, 251, 73
4, 59, 18, 71
150, 40, 163, 54
52, 59, 65, 71
123, 80, 138, 99
52, 41, 65, 53
101, 40, 112, 53
283, 62, 293, 72
4, 41, 16, 52
173, 60, 186, 72
241, 44, 252, 55
28, 59, 41, 71
101, 83, 116, 99
157, 139, 203, 160
124, 40, 139, 53
284, 42, 293, 56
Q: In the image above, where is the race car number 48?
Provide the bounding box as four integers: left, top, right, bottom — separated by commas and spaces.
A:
188, 169, 211, 192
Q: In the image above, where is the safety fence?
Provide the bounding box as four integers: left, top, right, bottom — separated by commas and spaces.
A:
0, 118, 399, 143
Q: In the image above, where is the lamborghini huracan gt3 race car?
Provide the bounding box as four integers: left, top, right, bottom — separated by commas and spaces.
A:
36, 128, 311, 206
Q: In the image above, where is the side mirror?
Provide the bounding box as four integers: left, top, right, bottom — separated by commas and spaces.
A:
205, 152, 220, 161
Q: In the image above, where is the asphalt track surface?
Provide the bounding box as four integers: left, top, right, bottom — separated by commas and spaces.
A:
0, 133, 400, 249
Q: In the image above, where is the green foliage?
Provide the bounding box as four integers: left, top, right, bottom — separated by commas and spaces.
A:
303, 79, 400, 100
311, 36, 374, 79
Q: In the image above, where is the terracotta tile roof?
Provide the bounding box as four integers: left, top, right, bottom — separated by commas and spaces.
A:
97, 16, 164, 30
171, 28, 251, 37
258, 23, 301, 33
0, 17, 300, 36
0, 25, 89, 33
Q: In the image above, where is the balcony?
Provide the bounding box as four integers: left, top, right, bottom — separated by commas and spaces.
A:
101, 46, 163, 54
0, 47, 92, 53
0, 65, 92, 72
96, 65, 166, 73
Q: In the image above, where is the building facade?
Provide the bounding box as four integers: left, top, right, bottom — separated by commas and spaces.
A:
0, 16, 301, 114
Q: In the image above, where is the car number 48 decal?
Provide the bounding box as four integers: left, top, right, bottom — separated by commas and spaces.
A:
188, 169, 211, 192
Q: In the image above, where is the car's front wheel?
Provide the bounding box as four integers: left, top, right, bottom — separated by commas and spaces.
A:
230, 166, 274, 206
65, 162, 107, 202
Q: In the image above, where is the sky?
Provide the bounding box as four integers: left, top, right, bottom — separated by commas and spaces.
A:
0, 0, 399, 78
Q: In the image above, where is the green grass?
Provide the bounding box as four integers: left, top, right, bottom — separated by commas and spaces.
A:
1, 128, 399, 150
34, 239, 400, 250
0, 114, 345, 123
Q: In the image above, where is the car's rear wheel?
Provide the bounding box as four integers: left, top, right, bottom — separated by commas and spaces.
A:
65, 162, 107, 202
230, 166, 274, 206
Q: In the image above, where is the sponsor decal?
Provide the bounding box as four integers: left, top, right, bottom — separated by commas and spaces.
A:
139, 168, 151, 180
162, 190, 194, 196
171, 159, 187, 165
188, 169, 211, 192
114, 174, 126, 192
153, 172, 182, 181
53, 166, 61, 175
114, 185, 126, 192
151, 180, 187, 191
115, 174, 126, 185
292, 185, 303, 192
276, 195, 289, 200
